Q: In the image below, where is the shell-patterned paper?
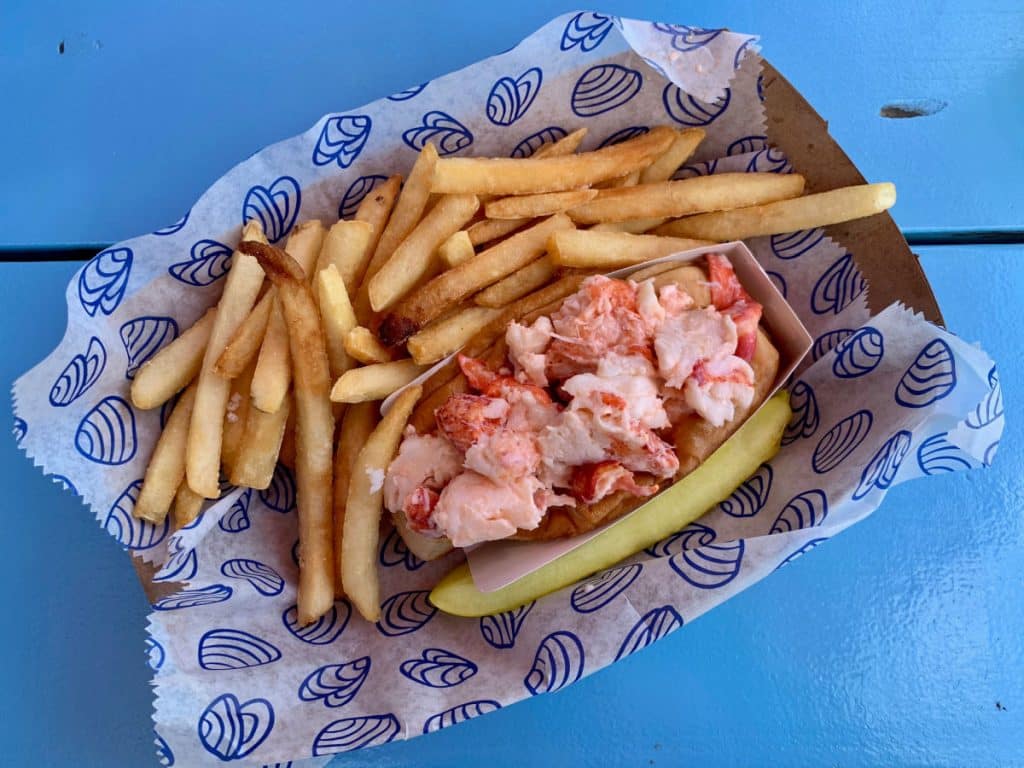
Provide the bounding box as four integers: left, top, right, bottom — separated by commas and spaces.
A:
11, 13, 1002, 767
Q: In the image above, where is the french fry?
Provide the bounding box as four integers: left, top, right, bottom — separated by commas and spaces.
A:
319, 219, 373, 296
220, 361, 254, 476
590, 218, 665, 234
439, 230, 476, 267
484, 189, 598, 220
250, 297, 291, 413
431, 127, 675, 195
640, 128, 705, 184
594, 170, 641, 189
379, 213, 574, 345
130, 307, 215, 410
344, 326, 396, 364
134, 385, 197, 524
548, 229, 711, 269
331, 401, 379, 596
279, 406, 297, 470
466, 217, 530, 246
354, 174, 402, 272
407, 305, 501, 365
330, 359, 427, 403
230, 394, 292, 489
287, 219, 327, 281
473, 256, 557, 308
368, 193, 480, 311
531, 127, 587, 159
393, 512, 453, 561
213, 291, 273, 379
316, 265, 357, 378
173, 481, 204, 530
343, 385, 422, 620
186, 221, 267, 498
653, 182, 898, 241
240, 240, 336, 625
567, 173, 806, 224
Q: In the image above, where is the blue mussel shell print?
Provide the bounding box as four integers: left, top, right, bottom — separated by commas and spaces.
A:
299, 658, 371, 708
49, 336, 106, 407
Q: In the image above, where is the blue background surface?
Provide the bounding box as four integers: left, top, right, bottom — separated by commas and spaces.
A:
2, 2, 1022, 766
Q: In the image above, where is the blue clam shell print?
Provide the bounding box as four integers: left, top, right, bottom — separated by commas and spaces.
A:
104, 480, 169, 550
771, 489, 829, 533
524, 631, 585, 695
663, 84, 730, 126
511, 126, 568, 158
832, 327, 884, 379
338, 174, 387, 219
480, 601, 534, 649
967, 366, 1003, 428
669, 539, 744, 589
78, 247, 132, 317
812, 329, 855, 362
813, 253, 866, 315
775, 537, 829, 570
387, 82, 427, 101
570, 563, 642, 613
746, 146, 790, 174
299, 657, 371, 708
198, 628, 282, 671
219, 489, 252, 533
734, 37, 756, 69
400, 648, 478, 688
728, 135, 767, 155
598, 125, 649, 148
918, 432, 973, 475
718, 463, 772, 517
572, 64, 642, 117
146, 637, 165, 672
402, 111, 473, 156
312, 115, 371, 168
812, 409, 873, 473
614, 605, 683, 661
75, 395, 137, 465
153, 210, 190, 236
170, 239, 233, 286
49, 336, 106, 407
243, 176, 301, 244
154, 585, 233, 611
154, 539, 197, 582
221, 558, 284, 596
379, 527, 424, 571
283, 601, 350, 645
377, 590, 437, 637
13, 417, 27, 444
155, 732, 174, 765
260, 465, 296, 513
198, 693, 274, 761
120, 316, 178, 379
646, 522, 716, 558
651, 22, 724, 52
895, 339, 957, 408
487, 67, 543, 126
48, 473, 78, 493
560, 11, 614, 51
313, 714, 400, 756
423, 700, 501, 734
771, 229, 824, 260
854, 430, 912, 499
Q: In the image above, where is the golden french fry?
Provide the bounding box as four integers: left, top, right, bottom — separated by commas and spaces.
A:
594, 169, 641, 189
431, 127, 675, 195
317, 265, 357, 378
355, 174, 402, 271
134, 385, 197, 524
344, 326, 396, 364
250, 297, 291, 413
439, 230, 476, 267
331, 401, 379, 596
220, 361, 255, 476
279, 406, 297, 470
230, 394, 292, 489
319, 219, 373, 296
213, 291, 273, 379
393, 512, 453, 561
131, 307, 215, 410
474, 256, 557, 308
590, 218, 666, 234
330, 359, 427, 403
484, 189, 598, 220
548, 229, 712, 269
465, 217, 530, 246
343, 385, 421, 620
186, 221, 267, 498
407, 305, 501, 365
240, 240, 336, 626
530, 127, 587, 159
173, 481, 205, 530
369, 193, 480, 311
640, 128, 705, 184
288, 220, 327, 281
654, 182, 898, 241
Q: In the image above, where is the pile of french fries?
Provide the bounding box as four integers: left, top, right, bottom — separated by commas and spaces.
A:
128, 124, 894, 625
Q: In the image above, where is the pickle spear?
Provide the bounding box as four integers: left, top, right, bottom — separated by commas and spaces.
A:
430, 390, 791, 617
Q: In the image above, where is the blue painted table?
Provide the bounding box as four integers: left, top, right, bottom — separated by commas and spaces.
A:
2, 3, 1021, 766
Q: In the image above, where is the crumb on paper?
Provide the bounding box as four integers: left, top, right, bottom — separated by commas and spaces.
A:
367, 467, 385, 493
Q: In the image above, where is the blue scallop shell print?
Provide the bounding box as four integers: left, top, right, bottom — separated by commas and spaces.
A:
198, 629, 282, 671
645, 522, 716, 558
651, 22, 724, 52
377, 590, 437, 636
312, 114, 371, 168
967, 366, 1003, 429
299, 657, 371, 708
313, 714, 400, 756
338, 174, 387, 219
917, 433, 973, 475
243, 176, 301, 244
718, 463, 772, 517
104, 480, 169, 550
614, 605, 683, 661
487, 67, 543, 126
480, 601, 534, 649
812, 329, 855, 362
379, 527, 424, 571
198, 693, 274, 761
49, 336, 106, 407
283, 601, 350, 645
154, 538, 197, 582
146, 637, 165, 671
221, 558, 284, 596
570, 563, 642, 613
423, 700, 501, 734
511, 126, 568, 158
771, 229, 824, 260
598, 125, 649, 148
728, 135, 767, 155
260, 465, 296, 513
120, 316, 178, 379
746, 146, 791, 174
812, 409, 873, 473
669, 539, 744, 589
775, 537, 829, 570
560, 11, 614, 51
78, 247, 132, 317
832, 327, 884, 379
524, 631, 585, 695
75, 395, 137, 465
854, 430, 912, 500
154, 584, 232, 611
663, 84, 731, 126
895, 339, 957, 408
12, 417, 27, 444
771, 489, 828, 533
400, 648, 478, 688
170, 239, 233, 286
572, 64, 642, 117
153, 210, 189, 236
813, 253, 866, 315
402, 111, 473, 156
219, 488, 251, 533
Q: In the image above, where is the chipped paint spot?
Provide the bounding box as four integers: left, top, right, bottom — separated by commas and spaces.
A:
880, 99, 948, 118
